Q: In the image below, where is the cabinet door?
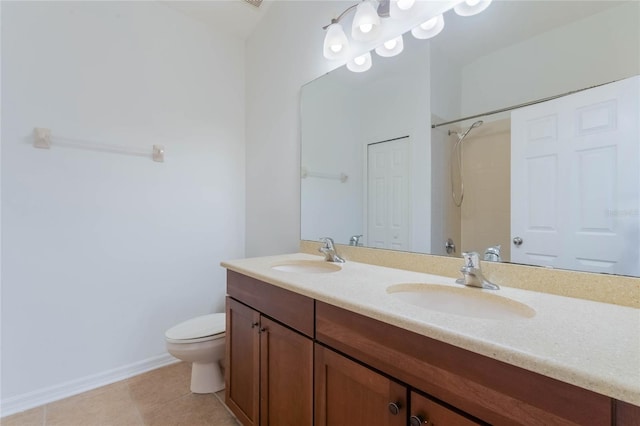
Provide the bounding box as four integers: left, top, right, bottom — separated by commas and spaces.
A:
315, 344, 406, 426
616, 400, 640, 426
410, 392, 483, 426
259, 316, 313, 426
226, 298, 260, 426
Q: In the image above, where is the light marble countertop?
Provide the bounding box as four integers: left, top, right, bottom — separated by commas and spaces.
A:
221, 252, 640, 406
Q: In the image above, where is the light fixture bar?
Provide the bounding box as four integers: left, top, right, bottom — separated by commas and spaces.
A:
322, 4, 358, 30
322, 0, 493, 72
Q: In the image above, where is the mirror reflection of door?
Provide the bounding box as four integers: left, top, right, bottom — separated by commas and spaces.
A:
367, 137, 411, 251
511, 75, 639, 276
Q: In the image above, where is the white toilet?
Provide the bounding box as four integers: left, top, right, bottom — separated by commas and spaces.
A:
165, 313, 226, 393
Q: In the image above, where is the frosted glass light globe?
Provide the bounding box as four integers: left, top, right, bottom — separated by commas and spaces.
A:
347, 51, 372, 72
375, 35, 404, 58
323, 22, 349, 60
411, 14, 445, 39
454, 0, 492, 16
359, 23, 373, 33
352, 0, 381, 41
421, 17, 438, 31
397, 0, 415, 10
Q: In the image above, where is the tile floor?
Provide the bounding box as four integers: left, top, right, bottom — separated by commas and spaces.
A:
1, 362, 240, 426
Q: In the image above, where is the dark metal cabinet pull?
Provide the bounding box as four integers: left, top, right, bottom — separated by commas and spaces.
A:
410, 414, 428, 425
388, 402, 401, 415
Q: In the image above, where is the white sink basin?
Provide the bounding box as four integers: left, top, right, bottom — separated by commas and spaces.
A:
387, 283, 535, 320
271, 260, 342, 274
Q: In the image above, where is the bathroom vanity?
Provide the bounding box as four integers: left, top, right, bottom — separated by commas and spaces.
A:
222, 253, 640, 426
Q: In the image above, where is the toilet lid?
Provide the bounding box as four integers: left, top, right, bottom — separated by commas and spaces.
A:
165, 313, 226, 340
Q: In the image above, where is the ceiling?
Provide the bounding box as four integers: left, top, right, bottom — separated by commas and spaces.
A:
162, 0, 273, 39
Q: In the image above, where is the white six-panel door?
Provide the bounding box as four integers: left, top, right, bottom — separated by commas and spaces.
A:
367, 137, 411, 251
511, 76, 639, 275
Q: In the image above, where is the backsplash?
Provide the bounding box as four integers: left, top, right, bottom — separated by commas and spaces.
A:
300, 241, 640, 308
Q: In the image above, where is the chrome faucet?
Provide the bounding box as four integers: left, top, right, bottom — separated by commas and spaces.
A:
456, 251, 499, 290
319, 237, 345, 263
349, 234, 363, 246
484, 245, 502, 262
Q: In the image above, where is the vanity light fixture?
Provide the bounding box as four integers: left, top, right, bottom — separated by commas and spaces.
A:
323, 22, 350, 60
347, 51, 373, 72
389, 0, 416, 19
322, 0, 492, 72
454, 0, 493, 17
352, 0, 382, 41
375, 34, 404, 57
411, 14, 445, 39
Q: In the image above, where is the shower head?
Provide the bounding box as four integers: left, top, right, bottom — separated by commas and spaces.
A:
448, 120, 484, 140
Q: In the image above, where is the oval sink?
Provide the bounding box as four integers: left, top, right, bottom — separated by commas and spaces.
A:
271, 260, 342, 274
387, 283, 535, 320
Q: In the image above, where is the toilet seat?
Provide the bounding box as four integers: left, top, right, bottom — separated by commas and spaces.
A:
165, 313, 226, 344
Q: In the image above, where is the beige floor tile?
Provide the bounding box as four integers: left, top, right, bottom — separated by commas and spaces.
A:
45, 381, 144, 426
0, 406, 45, 426
2, 363, 239, 426
213, 391, 240, 425
127, 362, 191, 417
141, 393, 238, 426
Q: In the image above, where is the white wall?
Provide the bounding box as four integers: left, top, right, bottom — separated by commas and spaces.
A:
1, 1, 244, 413
460, 2, 640, 116
430, 46, 462, 123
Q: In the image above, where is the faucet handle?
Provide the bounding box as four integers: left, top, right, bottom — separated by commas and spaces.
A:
484, 245, 502, 262
319, 237, 335, 249
462, 251, 480, 269
318, 237, 345, 263
349, 234, 363, 246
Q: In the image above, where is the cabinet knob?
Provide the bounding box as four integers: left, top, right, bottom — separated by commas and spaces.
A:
251, 322, 259, 328
258, 327, 267, 334
388, 402, 401, 415
410, 414, 428, 426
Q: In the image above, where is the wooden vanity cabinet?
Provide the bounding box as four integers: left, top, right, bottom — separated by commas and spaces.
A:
616, 400, 640, 426
225, 271, 313, 426
315, 344, 484, 426
226, 298, 259, 426
315, 301, 612, 426
226, 271, 639, 426
315, 344, 407, 426
410, 391, 485, 426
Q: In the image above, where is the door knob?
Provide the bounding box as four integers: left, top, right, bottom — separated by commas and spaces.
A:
513, 236, 523, 247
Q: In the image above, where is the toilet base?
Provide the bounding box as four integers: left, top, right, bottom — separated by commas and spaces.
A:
191, 361, 224, 394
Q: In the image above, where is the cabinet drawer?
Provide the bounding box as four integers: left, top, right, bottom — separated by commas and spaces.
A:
316, 301, 611, 426
227, 270, 314, 338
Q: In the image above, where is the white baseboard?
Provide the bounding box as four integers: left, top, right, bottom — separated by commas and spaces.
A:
1, 353, 178, 418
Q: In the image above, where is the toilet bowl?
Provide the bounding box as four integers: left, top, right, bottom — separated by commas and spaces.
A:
165, 313, 226, 393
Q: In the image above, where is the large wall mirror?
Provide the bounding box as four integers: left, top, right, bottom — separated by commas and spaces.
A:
301, 1, 640, 277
